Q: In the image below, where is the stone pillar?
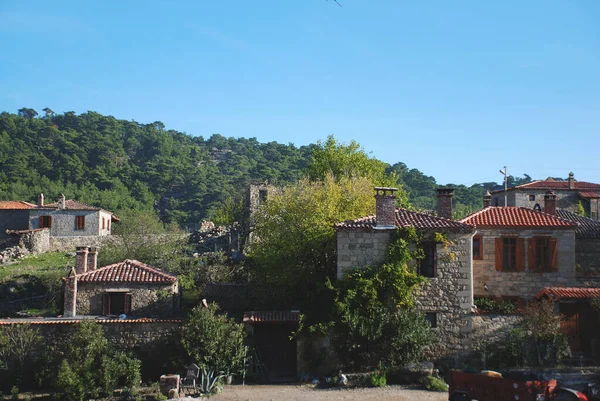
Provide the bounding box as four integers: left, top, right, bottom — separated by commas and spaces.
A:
568, 172, 575, 190
64, 267, 77, 317
75, 247, 88, 274
483, 191, 492, 208
87, 247, 98, 271
374, 187, 397, 228
437, 188, 454, 219
544, 191, 557, 215
58, 193, 66, 210
37, 193, 44, 207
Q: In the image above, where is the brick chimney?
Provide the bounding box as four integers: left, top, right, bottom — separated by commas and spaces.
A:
37, 193, 44, 207
483, 191, 492, 208
58, 193, 66, 210
87, 247, 98, 271
375, 187, 397, 228
63, 267, 77, 317
568, 172, 575, 190
437, 188, 454, 219
75, 247, 89, 274
544, 191, 557, 216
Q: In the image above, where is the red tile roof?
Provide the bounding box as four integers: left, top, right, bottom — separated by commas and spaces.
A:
578, 191, 600, 199
43, 199, 101, 210
491, 180, 600, 193
0, 318, 182, 325
0, 201, 37, 209
555, 210, 600, 239
460, 207, 576, 229
536, 287, 600, 301
335, 208, 474, 233
77, 260, 177, 284
243, 311, 301, 324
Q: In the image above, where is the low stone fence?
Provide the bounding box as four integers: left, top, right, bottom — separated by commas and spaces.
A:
472, 313, 522, 346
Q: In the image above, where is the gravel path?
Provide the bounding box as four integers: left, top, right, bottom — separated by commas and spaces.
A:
176, 384, 448, 401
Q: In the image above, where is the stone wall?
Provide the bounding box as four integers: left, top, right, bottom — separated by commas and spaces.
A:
16, 228, 50, 254
0, 210, 30, 239
473, 228, 576, 299
29, 209, 105, 237
471, 314, 522, 346
76, 282, 179, 317
490, 190, 599, 218
49, 234, 120, 251
336, 228, 475, 360
576, 239, 600, 276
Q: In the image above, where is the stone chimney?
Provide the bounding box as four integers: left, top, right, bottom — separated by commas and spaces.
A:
87, 247, 98, 271
544, 191, 557, 216
37, 193, 44, 207
58, 193, 66, 210
75, 247, 89, 274
437, 188, 454, 219
374, 187, 398, 228
63, 267, 77, 317
568, 172, 575, 190
483, 191, 492, 208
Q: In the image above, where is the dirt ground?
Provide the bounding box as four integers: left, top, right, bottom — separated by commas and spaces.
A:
206, 384, 448, 401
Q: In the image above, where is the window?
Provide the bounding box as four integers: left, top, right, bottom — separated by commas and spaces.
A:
425, 312, 437, 328
529, 195, 535, 201
102, 217, 105, 230
39, 215, 52, 228
102, 292, 132, 315
107, 219, 111, 230
473, 235, 483, 260
528, 237, 558, 272
258, 189, 268, 205
419, 242, 437, 278
494, 237, 525, 272
75, 215, 85, 230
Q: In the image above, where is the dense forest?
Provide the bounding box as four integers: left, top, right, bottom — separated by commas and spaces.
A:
0, 108, 532, 226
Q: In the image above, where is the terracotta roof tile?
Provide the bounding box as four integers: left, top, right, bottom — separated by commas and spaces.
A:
243, 311, 301, 324
555, 210, 600, 239
578, 191, 600, 199
536, 287, 600, 301
460, 207, 576, 229
44, 199, 101, 211
491, 180, 600, 193
77, 260, 177, 284
0, 201, 37, 209
335, 208, 474, 233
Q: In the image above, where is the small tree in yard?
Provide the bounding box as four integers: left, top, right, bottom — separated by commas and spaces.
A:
0, 324, 42, 390
181, 303, 247, 376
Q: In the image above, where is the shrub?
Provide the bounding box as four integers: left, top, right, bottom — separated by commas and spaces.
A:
369, 371, 386, 387
421, 376, 447, 392
474, 297, 517, 314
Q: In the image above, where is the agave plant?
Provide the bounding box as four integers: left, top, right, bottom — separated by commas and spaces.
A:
199, 366, 226, 395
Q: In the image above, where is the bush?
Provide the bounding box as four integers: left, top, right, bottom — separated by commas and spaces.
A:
369, 371, 386, 387
421, 376, 447, 392
474, 297, 517, 314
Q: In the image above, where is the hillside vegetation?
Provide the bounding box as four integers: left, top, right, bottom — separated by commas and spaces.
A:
0, 108, 531, 225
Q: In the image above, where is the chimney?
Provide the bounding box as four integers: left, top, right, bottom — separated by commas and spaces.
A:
483, 191, 492, 208
544, 191, 557, 216
58, 193, 66, 210
75, 247, 89, 274
437, 187, 454, 219
37, 193, 44, 207
374, 187, 398, 228
87, 247, 98, 271
568, 172, 575, 190
63, 267, 77, 317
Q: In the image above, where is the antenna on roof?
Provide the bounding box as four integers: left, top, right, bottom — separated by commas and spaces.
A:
499, 166, 508, 206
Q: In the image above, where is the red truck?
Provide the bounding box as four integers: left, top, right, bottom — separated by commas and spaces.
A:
448, 370, 590, 401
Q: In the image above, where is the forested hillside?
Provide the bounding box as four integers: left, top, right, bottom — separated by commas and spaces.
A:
0, 109, 531, 225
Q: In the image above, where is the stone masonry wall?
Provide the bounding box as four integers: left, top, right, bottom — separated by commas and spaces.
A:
76, 282, 179, 317
472, 314, 522, 346
0, 210, 30, 239
336, 229, 475, 360
17, 228, 50, 254
576, 239, 600, 277
473, 228, 576, 299
49, 234, 120, 251
491, 190, 597, 216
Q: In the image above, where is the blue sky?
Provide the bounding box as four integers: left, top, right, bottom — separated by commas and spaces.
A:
1, 0, 599, 185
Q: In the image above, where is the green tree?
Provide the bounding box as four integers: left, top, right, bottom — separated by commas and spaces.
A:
0, 324, 42, 389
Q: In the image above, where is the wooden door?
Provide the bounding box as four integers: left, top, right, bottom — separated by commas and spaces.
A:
560, 303, 580, 353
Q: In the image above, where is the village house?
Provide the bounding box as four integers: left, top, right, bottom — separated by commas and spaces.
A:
64, 247, 179, 318
335, 187, 476, 359
490, 172, 600, 220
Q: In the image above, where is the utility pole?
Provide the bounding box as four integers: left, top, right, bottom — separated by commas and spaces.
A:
499, 166, 508, 206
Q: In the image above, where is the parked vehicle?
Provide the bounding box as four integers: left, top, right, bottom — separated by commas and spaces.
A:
448, 370, 589, 401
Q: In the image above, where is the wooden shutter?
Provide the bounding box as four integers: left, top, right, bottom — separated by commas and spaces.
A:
102, 293, 110, 315
549, 238, 558, 272
516, 238, 525, 271
494, 238, 503, 271
48, 216, 52, 228
124, 293, 132, 314
39, 216, 44, 228
433, 243, 437, 277
528, 238, 537, 272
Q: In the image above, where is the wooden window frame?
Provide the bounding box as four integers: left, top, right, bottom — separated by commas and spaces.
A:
39, 215, 52, 228
473, 235, 483, 260
529, 195, 535, 201
495, 237, 525, 272
75, 215, 85, 230
528, 236, 558, 272
102, 292, 132, 316
102, 217, 105, 230
418, 242, 437, 278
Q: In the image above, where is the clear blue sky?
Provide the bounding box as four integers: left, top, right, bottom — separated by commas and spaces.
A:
1, 0, 599, 186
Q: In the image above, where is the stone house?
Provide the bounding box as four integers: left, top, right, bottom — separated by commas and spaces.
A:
556, 209, 600, 278
64, 247, 179, 318
460, 192, 578, 300
335, 187, 476, 359
490, 172, 600, 220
